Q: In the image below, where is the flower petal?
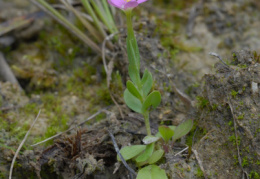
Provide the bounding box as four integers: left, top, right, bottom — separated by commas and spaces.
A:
137, 0, 149, 4
108, 0, 125, 9
124, 1, 139, 9
107, 0, 148, 10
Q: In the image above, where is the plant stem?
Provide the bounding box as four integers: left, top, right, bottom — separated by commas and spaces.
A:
125, 10, 135, 39
143, 111, 151, 135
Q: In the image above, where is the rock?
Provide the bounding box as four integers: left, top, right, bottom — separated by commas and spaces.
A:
195, 50, 260, 179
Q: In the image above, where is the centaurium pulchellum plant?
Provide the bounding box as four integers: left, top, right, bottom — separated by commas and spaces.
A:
108, 0, 161, 136
108, 1, 193, 178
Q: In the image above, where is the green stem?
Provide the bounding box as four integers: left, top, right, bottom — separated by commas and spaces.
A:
125, 10, 135, 39
143, 111, 151, 136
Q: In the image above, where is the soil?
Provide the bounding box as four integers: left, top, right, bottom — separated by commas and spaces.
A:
0, 0, 259, 179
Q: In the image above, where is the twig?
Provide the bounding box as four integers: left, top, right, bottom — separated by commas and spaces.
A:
186, 0, 204, 38
209, 52, 230, 68
227, 101, 249, 179
9, 110, 41, 179
192, 149, 208, 179
102, 32, 119, 74
0, 52, 22, 90
31, 109, 106, 147
108, 130, 136, 179
174, 146, 189, 156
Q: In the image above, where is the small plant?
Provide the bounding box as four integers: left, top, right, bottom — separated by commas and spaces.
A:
107, 0, 193, 178
231, 89, 239, 98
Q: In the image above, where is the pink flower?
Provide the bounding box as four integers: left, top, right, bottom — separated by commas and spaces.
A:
108, 0, 148, 10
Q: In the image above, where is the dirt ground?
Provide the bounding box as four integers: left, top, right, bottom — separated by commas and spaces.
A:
0, 0, 259, 178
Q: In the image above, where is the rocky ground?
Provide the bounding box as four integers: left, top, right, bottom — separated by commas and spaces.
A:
0, 0, 259, 178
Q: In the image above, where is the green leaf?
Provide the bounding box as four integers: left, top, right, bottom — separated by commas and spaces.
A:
124, 89, 142, 113
135, 143, 154, 163
172, 119, 193, 141
117, 145, 146, 161
142, 91, 161, 112
128, 64, 140, 87
126, 37, 140, 69
159, 125, 174, 142
127, 37, 140, 84
137, 165, 168, 179
141, 69, 153, 97
137, 165, 151, 179
126, 80, 142, 100
169, 125, 176, 131
143, 135, 160, 145
155, 131, 162, 138
148, 149, 164, 164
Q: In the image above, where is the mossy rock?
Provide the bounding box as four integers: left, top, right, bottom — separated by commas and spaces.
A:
194, 50, 260, 179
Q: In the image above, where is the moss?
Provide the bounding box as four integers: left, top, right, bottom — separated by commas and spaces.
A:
230, 90, 239, 98
228, 121, 233, 126
110, 71, 124, 94
233, 154, 239, 166
228, 134, 241, 146
27, 93, 70, 146
237, 64, 247, 68
249, 171, 260, 179
23, 103, 39, 114
253, 51, 260, 62
0, 116, 8, 131
0, 95, 3, 107
256, 160, 260, 165
195, 167, 204, 178
242, 156, 249, 167
196, 96, 209, 109
185, 121, 207, 147
237, 113, 245, 120
96, 84, 113, 106
37, 23, 83, 69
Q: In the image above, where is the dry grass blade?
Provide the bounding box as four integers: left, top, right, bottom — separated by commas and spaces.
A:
227, 100, 249, 179
192, 149, 208, 179
9, 110, 41, 179
102, 32, 124, 119
60, 0, 102, 42
81, 0, 107, 39
0, 52, 22, 90
30, 0, 101, 53
0, 11, 44, 36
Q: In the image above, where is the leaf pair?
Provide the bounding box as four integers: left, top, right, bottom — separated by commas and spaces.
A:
124, 89, 161, 114
136, 165, 168, 179
118, 138, 167, 178
126, 69, 153, 100
158, 119, 193, 142
118, 143, 164, 166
